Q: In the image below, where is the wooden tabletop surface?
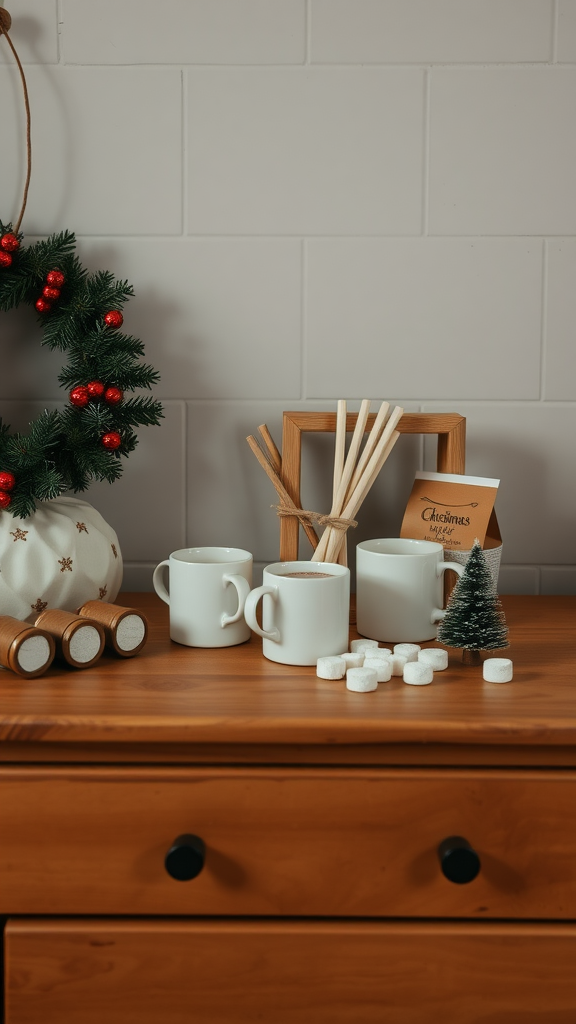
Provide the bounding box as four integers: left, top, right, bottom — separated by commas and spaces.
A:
0, 595, 574, 751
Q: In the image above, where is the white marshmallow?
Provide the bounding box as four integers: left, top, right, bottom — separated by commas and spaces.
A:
316, 656, 347, 680
418, 648, 449, 671
394, 643, 421, 662
389, 654, 407, 677
346, 666, 378, 692
403, 661, 434, 686
362, 657, 392, 682
350, 639, 379, 654
483, 658, 513, 683
339, 651, 365, 669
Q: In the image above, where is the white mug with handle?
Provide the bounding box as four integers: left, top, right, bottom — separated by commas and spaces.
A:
356, 538, 464, 643
244, 560, 350, 666
153, 546, 252, 647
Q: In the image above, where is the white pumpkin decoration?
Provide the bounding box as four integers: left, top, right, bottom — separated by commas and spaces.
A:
0, 496, 122, 623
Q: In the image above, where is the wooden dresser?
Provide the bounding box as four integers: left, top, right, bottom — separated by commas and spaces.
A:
1, 594, 575, 1023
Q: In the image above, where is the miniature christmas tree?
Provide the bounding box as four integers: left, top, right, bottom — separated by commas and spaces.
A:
437, 540, 509, 666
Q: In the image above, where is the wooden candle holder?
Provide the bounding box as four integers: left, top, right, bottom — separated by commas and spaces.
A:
77, 601, 148, 658
0, 616, 56, 678
35, 609, 105, 669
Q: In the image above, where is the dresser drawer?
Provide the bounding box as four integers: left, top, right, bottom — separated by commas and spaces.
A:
6, 918, 576, 1024
0, 767, 575, 918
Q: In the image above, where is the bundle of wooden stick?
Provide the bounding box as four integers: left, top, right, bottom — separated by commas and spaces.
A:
311, 399, 403, 565
247, 399, 403, 566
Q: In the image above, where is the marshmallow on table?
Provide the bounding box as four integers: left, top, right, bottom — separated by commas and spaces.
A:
339, 651, 365, 669
317, 656, 347, 680
350, 639, 379, 655
418, 648, 448, 671
362, 656, 392, 682
389, 654, 407, 677
403, 661, 434, 686
346, 666, 378, 692
394, 643, 421, 663
483, 658, 513, 683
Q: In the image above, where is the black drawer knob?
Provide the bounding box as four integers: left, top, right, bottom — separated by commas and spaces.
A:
438, 835, 480, 884
165, 833, 205, 881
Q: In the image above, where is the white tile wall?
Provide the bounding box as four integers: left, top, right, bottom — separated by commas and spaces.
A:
0, 66, 182, 236
62, 0, 306, 66
428, 68, 576, 236
557, 0, 576, 61
545, 239, 576, 400
187, 68, 424, 235
306, 239, 542, 399
311, 0, 553, 64
1, 1, 574, 593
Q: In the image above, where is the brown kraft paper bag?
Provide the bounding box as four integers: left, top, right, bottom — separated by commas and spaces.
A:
400, 471, 500, 553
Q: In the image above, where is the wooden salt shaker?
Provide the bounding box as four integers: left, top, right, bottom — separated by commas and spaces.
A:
0, 615, 56, 678
77, 601, 148, 657
35, 609, 105, 669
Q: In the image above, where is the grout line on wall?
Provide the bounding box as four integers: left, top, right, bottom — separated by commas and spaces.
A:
422, 69, 431, 237
56, 0, 64, 64
180, 68, 187, 236
305, 0, 311, 65
552, 0, 559, 63
540, 239, 548, 401
300, 239, 307, 399
181, 400, 188, 546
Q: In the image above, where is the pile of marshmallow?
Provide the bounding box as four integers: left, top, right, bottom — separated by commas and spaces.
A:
317, 641, 514, 691
317, 639, 447, 692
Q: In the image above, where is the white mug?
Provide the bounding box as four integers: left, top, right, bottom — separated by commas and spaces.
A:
153, 547, 252, 647
356, 538, 464, 643
244, 561, 350, 666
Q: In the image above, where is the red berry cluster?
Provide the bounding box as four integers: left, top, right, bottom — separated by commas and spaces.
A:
0, 470, 16, 510
0, 232, 19, 269
70, 381, 124, 408
69, 382, 124, 450
35, 268, 65, 314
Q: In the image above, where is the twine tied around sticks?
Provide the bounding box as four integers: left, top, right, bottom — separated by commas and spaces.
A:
0, 7, 32, 234
273, 503, 358, 533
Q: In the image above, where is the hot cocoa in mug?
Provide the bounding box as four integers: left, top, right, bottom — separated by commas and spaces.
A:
244, 561, 350, 665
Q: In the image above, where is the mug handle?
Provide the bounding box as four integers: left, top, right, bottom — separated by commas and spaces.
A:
431, 561, 465, 623
244, 585, 280, 642
221, 574, 251, 628
152, 560, 170, 605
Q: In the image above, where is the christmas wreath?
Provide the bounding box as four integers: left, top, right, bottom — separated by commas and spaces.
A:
0, 223, 163, 519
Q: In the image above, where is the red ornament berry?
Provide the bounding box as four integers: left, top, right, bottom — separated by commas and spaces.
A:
87, 380, 105, 399
0, 471, 15, 491
46, 269, 65, 288
104, 310, 123, 329
104, 386, 123, 406
43, 286, 61, 301
0, 251, 12, 269
70, 386, 90, 408
0, 491, 12, 510
0, 233, 19, 253
35, 298, 52, 313
102, 431, 122, 450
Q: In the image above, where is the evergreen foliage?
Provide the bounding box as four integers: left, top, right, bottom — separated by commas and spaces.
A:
0, 224, 163, 518
437, 540, 509, 655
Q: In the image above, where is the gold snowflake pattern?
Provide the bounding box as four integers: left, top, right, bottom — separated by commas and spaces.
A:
31, 598, 48, 614
59, 556, 73, 572
99, 585, 108, 599
10, 528, 28, 542
76, 522, 89, 533
111, 543, 118, 559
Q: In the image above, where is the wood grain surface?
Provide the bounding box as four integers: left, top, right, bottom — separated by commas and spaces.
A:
6, 918, 576, 1024
0, 595, 574, 750
0, 766, 575, 918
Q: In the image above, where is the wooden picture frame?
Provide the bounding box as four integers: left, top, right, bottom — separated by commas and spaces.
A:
279, 411, 466, 561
